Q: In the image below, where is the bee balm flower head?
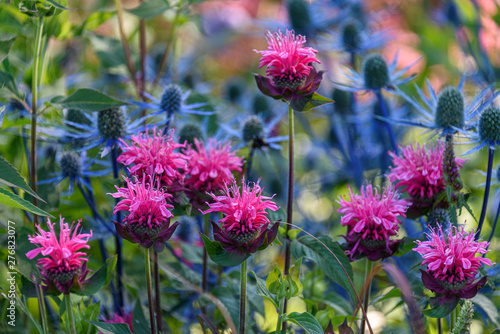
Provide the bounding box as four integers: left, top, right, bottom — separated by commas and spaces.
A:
201, 179, 279, 256
413, 225, 492, 301
254, 30, 324, 110
337, 184, 410, 261
109, 177, 180, 252
26, 216, 92, 295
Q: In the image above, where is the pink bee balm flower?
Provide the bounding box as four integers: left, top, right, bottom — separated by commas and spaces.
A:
26, 216, 92, 294
337, 184, 410, 261
201, 179, 279, 260
388, 143, 464, 218
183, 138, 243, 208
117, 128, 187, 191
413, 225, 492, 300
103, 311, 134, 333
254, 30, 325, 111
109, 177, 180, 251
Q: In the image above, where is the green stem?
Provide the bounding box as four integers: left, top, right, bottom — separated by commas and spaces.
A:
154, 250, 162, 333
360, 260, 373, 334
64, 294, 76, 334
275, 297, 285, 334
239, 260, 247, 334
31, 16, 44, 226
35, 279, 48, 334
451, 306, 457, 332
145, 248, 157, 334
437, 318, 442, 334
282, 105, 295, 330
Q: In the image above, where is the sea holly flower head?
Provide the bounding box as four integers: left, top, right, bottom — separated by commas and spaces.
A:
179, 123, 204, 146
201, 179, 279, 264
413, 225, 493, 301
183, 138, 244, 209
117, 128, 187, 191
337, 184, 410, 261
388, 142, 464, 217
26, 216, 92, 295
254, 29, 329, 111
109, 177, 180, 252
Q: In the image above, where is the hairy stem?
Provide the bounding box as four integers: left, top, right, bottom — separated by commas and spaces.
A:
31, 16, 44, 225
437, 318, 442, 334
64, 294, 77, 334
201, 214, 210, 314
282, 105, 295, 329
476, 147, 495, 239
275, 297, 285, 334
145, 248, 157, 334
239, 260, 247, 334
35, 278, 48, 334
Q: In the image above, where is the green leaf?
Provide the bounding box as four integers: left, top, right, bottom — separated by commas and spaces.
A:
126, 0, 170, 20
311, 293, 353, 315
421, 298, 458, 318
0, 36, 15, 63
283, 312, 323, 334
200, 234, 250, 267
78, 11, 115, 33
19, 274, 38, 298
266, 263, 282, 295
0, 155, 43, 201
471, 294, 500, 327
132, 302, 150, 334
0, 187, 50, 216
250, 271, 278, 309
289, 257, 303, 298
39, 0, 69, 10
52, 89, 127, 112
291, 235, 356, 303
290, 92, 334, 112
86, 321, 133, 334
0, 70, 21, 98
72, 255, 117, 295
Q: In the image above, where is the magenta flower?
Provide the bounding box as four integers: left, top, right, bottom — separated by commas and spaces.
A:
183, 138, 244, 209
254, 30, 325, 111
109, 177, 180, 251
117, 128, 187, 191
26, 216, 92, 294
337, 184, 410, 261
103, 311, 134, 333
201, 179, 279, 260
388, 143, 464, 218
414, 225, 492, 301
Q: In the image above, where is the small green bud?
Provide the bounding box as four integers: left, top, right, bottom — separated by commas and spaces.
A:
362, 54, 390, 90
435, 87, 464, 130
479, 106, 500, 143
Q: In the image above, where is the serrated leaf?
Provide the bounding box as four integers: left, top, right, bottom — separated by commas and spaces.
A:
291, 235, 356, 303
471, 294, 500, 327
250, 271, 278, 309
0, 36, 15, 63
126, 0, 170, 20
86, 321, 133, 334
421, 298, 458, 318
52, 89, 127, 112
200, 234, 250, 267
289, 92, 334, 112
72, 255, 116, 296
0, 155, 43, 200
283, 312, 323, 334
0, 187, 50, 216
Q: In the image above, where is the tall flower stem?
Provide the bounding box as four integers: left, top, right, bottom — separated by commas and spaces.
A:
201, 214, 210, 314
35, 278, 49, 334
111, 146, 124, 312
64, 294, 77, 334
30, 16, 44, 225
145, 248, 158, 334
486, 201, 500, 248
476, 147, 495, 239
282, 105, 295, 329
246, 146, 256, 181
154, 249, 163, 333
275, 297, 285, 334
239, 260, 248, 334
360, 259, 373, 334
437, 318, 443, 334
139, 0, 146, 101
375, 90, 398, 154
